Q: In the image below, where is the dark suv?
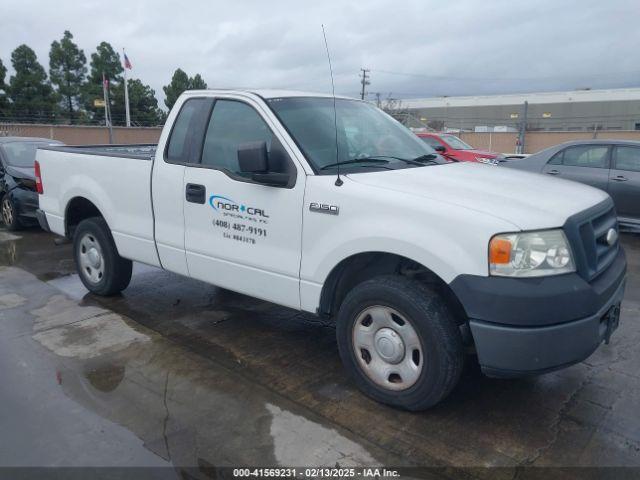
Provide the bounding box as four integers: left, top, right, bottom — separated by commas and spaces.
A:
503, 140, 640, 231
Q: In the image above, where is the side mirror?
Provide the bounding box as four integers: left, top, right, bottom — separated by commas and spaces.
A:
237, 141, 290, 187
238, 141, 268, 173
433, 145, 446, 153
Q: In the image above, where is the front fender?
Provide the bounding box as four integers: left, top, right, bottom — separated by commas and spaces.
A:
298, 175, 517, 313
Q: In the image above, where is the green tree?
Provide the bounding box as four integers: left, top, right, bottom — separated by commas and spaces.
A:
82, 41, 123, 123
163, 68, 207, 110
163, 68, 190, 110
111, 78, 165, 126
8, 45, 56, 122
88, 41, 122, 84
0, 58, 9, 117
49, 30, 87, 123
190, 73, 207, 90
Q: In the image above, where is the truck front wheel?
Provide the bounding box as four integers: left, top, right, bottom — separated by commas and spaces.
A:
73, 217, 132, 296
336, 275, 464, 410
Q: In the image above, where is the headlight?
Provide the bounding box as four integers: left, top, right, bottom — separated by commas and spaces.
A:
489, 229, 575, 277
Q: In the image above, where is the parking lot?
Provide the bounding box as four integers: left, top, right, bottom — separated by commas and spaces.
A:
0, 226, 639, 474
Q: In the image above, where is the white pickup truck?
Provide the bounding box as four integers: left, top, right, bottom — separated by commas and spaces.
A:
36, 90, 627, 410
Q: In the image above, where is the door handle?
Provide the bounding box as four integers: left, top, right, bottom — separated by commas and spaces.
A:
185, 183, 206, 204
611, 175, 628, 182
547, 169, 560, 175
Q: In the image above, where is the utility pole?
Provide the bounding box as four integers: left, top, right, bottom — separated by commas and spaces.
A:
359, 68, 370, 100
102, 72, 114, 144
517, 101, 528, 154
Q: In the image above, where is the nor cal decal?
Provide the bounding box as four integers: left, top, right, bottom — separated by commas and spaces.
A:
209, 195, 269, 218
209, 194, 269, 245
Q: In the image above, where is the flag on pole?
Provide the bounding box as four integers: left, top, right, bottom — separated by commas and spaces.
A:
123, 50, 131, 127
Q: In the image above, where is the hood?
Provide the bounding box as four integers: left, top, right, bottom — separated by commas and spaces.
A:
346, 162, 608, 230
5, 165, 35, 180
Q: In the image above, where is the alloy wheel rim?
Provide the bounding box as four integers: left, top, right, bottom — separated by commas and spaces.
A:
78, 233, 105, 284
2, 198, 13, 225
352, 305, 423, 391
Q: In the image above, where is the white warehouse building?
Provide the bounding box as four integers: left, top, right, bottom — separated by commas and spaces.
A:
399, 88, 640, 132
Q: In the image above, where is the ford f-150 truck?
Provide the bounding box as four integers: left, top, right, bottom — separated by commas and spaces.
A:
35, 90, 627, 410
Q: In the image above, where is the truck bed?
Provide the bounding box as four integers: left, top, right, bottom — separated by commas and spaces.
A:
42, 144, 157, 159
36, 144, 161, 267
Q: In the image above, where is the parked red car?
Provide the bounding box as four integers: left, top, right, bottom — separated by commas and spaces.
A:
417, 133, 503, 163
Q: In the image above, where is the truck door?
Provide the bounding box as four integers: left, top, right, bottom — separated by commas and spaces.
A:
182, 97, 306, 309
542, 144, 611, 191
609, 145, 640, 225
152, 97, 214, 275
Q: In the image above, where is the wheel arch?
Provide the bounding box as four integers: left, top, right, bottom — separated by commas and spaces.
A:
318, 251, 468, 324
65, 196, 105, 238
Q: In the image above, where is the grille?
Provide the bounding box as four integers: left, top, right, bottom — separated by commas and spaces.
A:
576, 204, 618, 280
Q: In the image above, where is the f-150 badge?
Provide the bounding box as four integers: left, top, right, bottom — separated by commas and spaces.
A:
309, 202, 339, 215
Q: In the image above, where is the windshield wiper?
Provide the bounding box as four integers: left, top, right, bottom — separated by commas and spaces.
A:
339, 155, 425, 166
411, 153, 440, 164
320, 154, 440, 171
320, 157, 390, 170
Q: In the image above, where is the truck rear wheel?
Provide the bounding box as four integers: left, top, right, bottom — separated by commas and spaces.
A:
73, 217, 132, 296
336, 275, 464, 410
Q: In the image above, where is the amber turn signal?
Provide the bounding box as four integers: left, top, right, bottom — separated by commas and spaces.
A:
489, 237, 512, 265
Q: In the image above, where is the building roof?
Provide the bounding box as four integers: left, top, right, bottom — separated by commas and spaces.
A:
402, 87, 640, 109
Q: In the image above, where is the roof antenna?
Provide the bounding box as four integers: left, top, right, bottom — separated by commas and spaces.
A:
321, 24, 342, 187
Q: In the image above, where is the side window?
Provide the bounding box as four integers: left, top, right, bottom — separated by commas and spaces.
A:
614, 146, 640, 172
201, 100, 287, 176
420, 136, 441, 148
561, 145, 609, 169
548, 150, 563, 165
166, 98, 213, 163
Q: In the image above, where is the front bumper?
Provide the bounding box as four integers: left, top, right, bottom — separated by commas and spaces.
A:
450, 248, 627, 377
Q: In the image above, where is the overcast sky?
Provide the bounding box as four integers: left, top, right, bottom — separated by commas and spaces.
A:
1, 0, 639, 108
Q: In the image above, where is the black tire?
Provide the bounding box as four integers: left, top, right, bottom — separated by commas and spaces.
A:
1, 195, 22, 231
336, 275, 464, 411
73, 217, 132, 296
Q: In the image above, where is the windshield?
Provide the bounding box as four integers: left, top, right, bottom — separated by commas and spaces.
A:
1, 142, 53, 168
266, 97, 442, 172
441, 135, 473, 150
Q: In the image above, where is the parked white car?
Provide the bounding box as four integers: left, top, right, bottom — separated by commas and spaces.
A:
36, 90, 627, 410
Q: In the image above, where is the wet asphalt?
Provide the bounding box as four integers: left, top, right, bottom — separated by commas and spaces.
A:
0, 227, 639, 476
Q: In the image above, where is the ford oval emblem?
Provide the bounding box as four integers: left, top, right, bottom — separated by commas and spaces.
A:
606, 228, 618, 246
